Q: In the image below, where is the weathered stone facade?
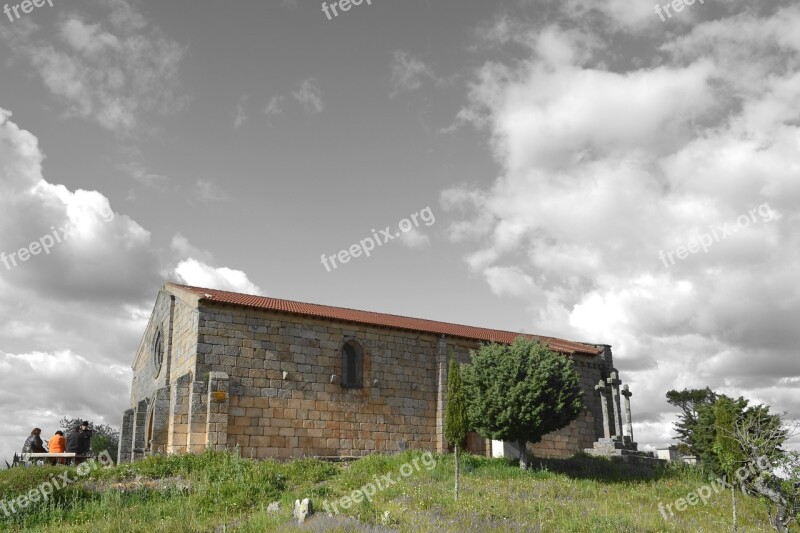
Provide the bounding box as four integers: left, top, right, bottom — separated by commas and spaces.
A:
119, 283, 635, 463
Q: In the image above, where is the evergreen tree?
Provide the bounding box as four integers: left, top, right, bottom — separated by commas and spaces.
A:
462, 338, 583, 468
691, 395, 753, 475
713, 396, 747, 531
444, 355, 468, 500
665, 387, 717, 452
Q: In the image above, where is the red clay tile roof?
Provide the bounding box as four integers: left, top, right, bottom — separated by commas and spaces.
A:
167, 283, 602, 356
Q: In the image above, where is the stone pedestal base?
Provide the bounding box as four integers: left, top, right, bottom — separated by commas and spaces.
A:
584, 437, 642, 458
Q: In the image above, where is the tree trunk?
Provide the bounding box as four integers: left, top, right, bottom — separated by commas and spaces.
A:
752, 476, 791, 532
518, 440, 528, 469
731, 482, 738, 532
454, 445, 459, 501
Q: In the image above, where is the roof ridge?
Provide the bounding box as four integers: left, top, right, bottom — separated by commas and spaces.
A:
172, 282, 528, 333
165, 282, 602, 356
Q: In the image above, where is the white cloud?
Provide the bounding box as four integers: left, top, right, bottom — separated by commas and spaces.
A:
171, 233, 213, 264
445, 6, 800, 449
0, 109, 265, 463
562, 0, 665, 32
398, 227, 431, 249
483, 266, 538, 299
0, 0, 186, 134
0, 349, 131, 460
173, 258, 263, 296
292, 78, 324, 114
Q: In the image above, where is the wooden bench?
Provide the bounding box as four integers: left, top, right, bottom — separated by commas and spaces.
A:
19, 453, 82, 465
22, 453, 77, 459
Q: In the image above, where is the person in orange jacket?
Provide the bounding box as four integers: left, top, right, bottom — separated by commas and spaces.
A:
48, 430, 66, 465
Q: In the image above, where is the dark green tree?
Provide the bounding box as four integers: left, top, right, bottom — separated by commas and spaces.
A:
692, 396, 748, 474
689, 395, 777, 477
669, 386, 795, 530
461, 338, 583, 468
713, 396, 747, 531
665, 387, 717, 452
444, 356, 468, 500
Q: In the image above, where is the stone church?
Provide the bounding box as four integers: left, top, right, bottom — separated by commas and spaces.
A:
118, 282, 637, 463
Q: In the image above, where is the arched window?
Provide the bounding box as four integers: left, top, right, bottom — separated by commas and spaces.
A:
152, 329, 164, 378
341, 340, 363, 388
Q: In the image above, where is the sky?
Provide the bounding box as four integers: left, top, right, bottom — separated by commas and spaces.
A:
0, 0, 798, 464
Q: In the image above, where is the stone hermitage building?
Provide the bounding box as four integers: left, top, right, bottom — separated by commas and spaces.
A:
118, 283, 638, 463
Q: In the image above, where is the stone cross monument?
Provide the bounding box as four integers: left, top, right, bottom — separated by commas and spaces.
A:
607, 371, 623, 440
594, 379, 611, 439
585, 373, 643, 457
621, 384, 634, 442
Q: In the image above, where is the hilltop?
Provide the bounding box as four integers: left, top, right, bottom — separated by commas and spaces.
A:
0, 450, 790, 532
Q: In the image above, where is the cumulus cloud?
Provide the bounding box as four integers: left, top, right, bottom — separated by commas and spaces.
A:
445, 4, 800, 450
173, 258, 263, 296
0, 0, 186, 135
171, 233, 214, 264
0, 110, 264, 463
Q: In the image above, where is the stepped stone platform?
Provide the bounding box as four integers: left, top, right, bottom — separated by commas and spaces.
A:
584, 437, 660, 464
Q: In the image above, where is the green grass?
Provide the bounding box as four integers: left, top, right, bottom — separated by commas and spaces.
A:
0, 450, 796, 532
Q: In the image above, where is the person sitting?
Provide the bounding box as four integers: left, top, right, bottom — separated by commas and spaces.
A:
66, 422, 93, 465
48, 430, 66, 465
22, 428, 47, 454
66, 425, 82, 464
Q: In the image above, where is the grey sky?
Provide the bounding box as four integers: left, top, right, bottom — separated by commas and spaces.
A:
0, 0, 798, 463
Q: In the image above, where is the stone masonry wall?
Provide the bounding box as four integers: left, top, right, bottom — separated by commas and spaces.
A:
525, 356, 607, 458
125, 289, 199, 457
169, 297, 200, 384
189, 302, 607, 459
528, 411, 597, 458
196, 303, 451, 459
129, 290, 174, 407
167, 373, 191, 454
126, 285, 613, 460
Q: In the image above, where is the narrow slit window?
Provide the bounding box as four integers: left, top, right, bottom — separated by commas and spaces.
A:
342, 341, 363, 388
152, 329, 164, 377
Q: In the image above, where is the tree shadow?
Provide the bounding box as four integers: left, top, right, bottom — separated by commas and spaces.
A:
522, 453, 683, 484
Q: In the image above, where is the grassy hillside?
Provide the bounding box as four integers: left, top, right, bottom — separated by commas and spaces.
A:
0, 450, 794, 532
